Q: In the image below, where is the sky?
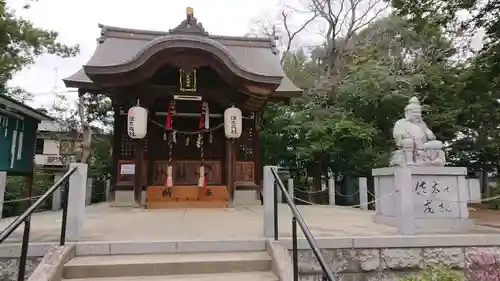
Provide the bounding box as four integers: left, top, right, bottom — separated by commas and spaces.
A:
4, 0, 485, 112
5, 0, 282, 109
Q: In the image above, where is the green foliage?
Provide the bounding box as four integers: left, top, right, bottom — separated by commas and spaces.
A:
261, 14, 465, 196
398, 264, 465, 281
0, 1, 84, 215
0, 0, 79, 100
388, 0, 500, 176
3, 173, 52, 217
87, 135, 113, 203
89, 135, 112, 179
261, 2, 500, 201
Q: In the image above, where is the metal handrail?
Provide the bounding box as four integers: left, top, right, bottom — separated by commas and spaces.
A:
270, 167, 335, 281
0, 166, 78, 281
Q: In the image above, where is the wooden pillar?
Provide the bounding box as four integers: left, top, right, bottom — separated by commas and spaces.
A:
254, 113, 262, 186
133, 139, 144, 205
26, 135, 38, 209
25, 161, 35, 209
146, 109, 156, 186
111, 104, 121, 186
226, 139, 236, 207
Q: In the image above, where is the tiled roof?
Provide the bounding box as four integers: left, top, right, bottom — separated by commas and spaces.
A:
64, 22, 301, 96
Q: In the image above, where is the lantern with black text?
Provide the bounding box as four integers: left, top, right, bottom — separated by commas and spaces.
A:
127, 104, 148, 139
224, 105, 242, 139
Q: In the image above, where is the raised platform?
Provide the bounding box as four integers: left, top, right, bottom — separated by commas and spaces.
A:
373, 166, 474, 233
0, 203, 499, 244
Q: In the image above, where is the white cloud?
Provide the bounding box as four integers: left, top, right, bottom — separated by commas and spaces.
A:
6, 0, 280, 109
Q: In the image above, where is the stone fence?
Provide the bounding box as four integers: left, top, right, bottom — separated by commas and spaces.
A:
278, 235, 500, 281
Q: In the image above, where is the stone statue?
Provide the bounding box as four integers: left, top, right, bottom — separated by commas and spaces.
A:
390, 97, 446, 166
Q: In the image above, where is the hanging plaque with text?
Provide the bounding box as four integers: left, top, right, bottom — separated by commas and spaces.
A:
179, 69, 197, 92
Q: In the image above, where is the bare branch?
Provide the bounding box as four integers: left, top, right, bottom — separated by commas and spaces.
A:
349, 0, 389, 35
280, 10, 318, 63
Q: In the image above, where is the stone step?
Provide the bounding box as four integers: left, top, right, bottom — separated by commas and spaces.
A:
63, 251, 272, 279
63, 271, 278, 281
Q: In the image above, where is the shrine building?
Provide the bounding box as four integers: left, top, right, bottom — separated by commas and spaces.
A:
63, 8, 301, 208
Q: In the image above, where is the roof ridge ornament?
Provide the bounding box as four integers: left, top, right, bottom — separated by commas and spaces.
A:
169, 7, 209, 36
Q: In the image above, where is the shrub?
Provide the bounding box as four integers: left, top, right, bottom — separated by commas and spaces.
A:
398, 264, 465, 281
466, 250, 500, 281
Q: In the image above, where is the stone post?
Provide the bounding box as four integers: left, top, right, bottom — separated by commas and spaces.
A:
51, 173, 63, 211
457, 175, 470, 219
85, 178, 93, 206
263, 166, 277, 238
66, 163, 88, 241
359, 177, 368, 210
394, 167, 415, 235
287, 178, 294, 203
0, 171, 7, 219
277, 186, 282, 203
328, 177, 335, 206
105, 179, 111, 202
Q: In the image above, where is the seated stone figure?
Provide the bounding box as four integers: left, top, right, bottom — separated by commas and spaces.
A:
390, 97, 446, 166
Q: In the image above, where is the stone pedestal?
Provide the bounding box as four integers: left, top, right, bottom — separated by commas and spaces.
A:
85, 178, 93, 206
67, 163, 88, 241
263, 166, 277, 238
111, 190, 145, 207
51, 173, 64, 211
233, 189, 261, 206
373, 166, 474, 234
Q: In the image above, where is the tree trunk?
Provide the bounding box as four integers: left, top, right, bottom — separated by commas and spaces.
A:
78, 94, 92, 164
311, 156, 322, 203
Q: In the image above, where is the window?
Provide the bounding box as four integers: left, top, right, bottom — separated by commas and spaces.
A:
35, 138, 44, 154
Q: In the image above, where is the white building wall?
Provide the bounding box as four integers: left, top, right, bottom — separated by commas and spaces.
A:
43, 139, 60, 155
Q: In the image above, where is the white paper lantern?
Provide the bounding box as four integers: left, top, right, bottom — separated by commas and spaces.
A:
224, 105, 242, 139
127, 105, 148, 139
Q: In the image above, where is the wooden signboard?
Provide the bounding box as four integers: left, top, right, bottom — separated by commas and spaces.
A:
146, 185, 228, 208
116, 160, 147, 186
0, 114, 37, 175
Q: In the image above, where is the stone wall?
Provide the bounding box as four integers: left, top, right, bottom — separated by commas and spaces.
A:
295, 246, 495, 281
0, 257, 42, 281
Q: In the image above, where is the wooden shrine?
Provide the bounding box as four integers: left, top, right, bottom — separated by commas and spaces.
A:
63, 8, 301, 208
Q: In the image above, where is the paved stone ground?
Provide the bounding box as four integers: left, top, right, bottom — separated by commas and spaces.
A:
0, 203, 498, 243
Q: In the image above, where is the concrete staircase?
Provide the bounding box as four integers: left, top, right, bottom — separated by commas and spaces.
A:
62, 251, 278, 281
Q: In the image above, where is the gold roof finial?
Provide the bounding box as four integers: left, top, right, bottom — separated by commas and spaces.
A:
186, 7, 194, 18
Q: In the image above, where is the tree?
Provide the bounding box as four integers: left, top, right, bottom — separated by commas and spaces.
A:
389, 0, 500, 177
256, 6, 469, 203
0, 1, 82, 214
0, 1, 79, 101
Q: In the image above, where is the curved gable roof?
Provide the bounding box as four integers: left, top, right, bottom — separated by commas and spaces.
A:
83, 34, 282, 85
64, 22, 301, 97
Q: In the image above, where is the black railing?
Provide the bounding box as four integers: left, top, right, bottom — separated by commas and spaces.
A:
270, 167, 335, 281
0, 167, 78, 281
